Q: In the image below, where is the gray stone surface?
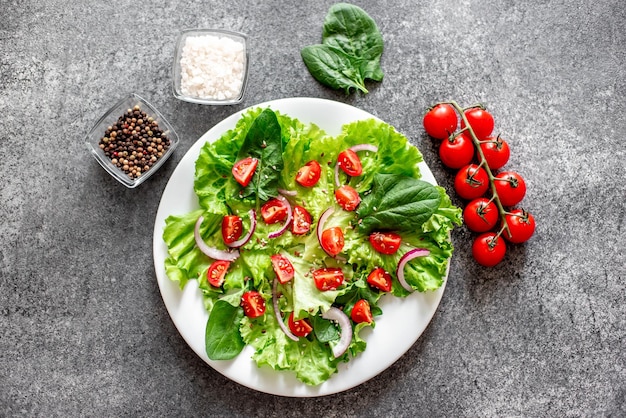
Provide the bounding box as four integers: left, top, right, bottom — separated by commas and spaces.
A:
1, 0, 625, 416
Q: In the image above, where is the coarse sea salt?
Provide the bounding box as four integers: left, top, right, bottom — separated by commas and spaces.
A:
179, 34, 246, 101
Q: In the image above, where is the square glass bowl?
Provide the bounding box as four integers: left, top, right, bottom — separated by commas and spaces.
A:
172, 29, 249, 105
85, 93, 179, 188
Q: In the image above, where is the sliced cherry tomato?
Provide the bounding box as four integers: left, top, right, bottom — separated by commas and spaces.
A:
479, 136, 510, 170
461, 107, 495, 139
502, 209, 536, 243
232, 157, 258, 187
206, 260, 230, 287
367, 267, 392, 292
463, 198, 499, 233
291, 205, 312, 235
423, 104, 458, 140
337, 149, 363, 177
261, 198, 288, 224
454, 164, 489, 200
472, 232, 506, 267
494, 171, 526, 207
221, 215, 243, 244
241, 290, 266, 318
369, 232, 402, 255
270, 254, 295, 284
335, 185, 360, 211
296, 160, 321, 187
439, 132, 475, 169
321, 227, 344, 256
288, 312, 313, 338
312, 267, 344, 291
351, 299, 373, 324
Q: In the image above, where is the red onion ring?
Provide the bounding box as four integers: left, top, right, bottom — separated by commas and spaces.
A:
226, 209, 257, 248
396, 248, 430, 292
322, 307, 352, 358
268, 195, 293, 239
272, 278, 299, 342
316, 207, 334, 254
350, 144, 378, 153
334, 163, 342, 188
278, 188, 297, 197
194, 216, 240, 261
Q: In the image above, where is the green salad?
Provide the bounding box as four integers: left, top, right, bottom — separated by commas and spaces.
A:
162, 107, 461, 385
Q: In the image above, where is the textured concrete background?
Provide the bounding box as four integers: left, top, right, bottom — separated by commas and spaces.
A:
1, 0, 625, 416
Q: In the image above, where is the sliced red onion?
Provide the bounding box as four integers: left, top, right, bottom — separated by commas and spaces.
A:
322, 307, 352, 358
226, 209, 257, 248
268, 195, 293, 239
278, 188, 297, 197
396, 248, 431, 292
334, 162, 342, 188
272, 278, 299, 342
194, 216, 240, 262
350, 144, 378, 153
316, 207, 334, 254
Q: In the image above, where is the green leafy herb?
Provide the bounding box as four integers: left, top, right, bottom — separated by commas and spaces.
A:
205, 300, 245, 360
301, 3, 384, 94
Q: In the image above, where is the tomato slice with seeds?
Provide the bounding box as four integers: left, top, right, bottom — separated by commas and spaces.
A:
261, 198, 289, 224
334, 185, 360, 211
296, 160, 321, 187
367, 267, 392, 292
291, 205, 312, 235
206, 260, 230, 287
270, 254, 295, 284
351, 299, 373, 324
321, 227, 345, 256
288, 312, 313, 338
232, 157, 258, 187
241, 290, 266, 318
369, 232, 402, 255
337, 149, 363, 177
312, 268, 344, 291
222, 215, 243, 245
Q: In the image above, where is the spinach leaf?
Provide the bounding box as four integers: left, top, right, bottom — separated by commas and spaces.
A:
205, 300, 245, 360
237, 108, 283, 203
356, 173, 442, 233
311, 315, 340, 343
301, 3, 384, 94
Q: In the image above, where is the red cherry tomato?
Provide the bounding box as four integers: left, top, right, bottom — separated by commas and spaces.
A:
335, 185, 361, 211
241, 290, 266, 318
454, 164, 489, 200
291, 205, 312, 235
296, 160, 321, 187
351, 299, 373, 324
337, 149, 363, 177
502, 209, 536, 243
312, 268, 344, 291
232, 157, 258, 187
479, 136, 510, 170
261, 198, 289, 224
321, 227, 344, 256
423, 104, 458, 140
494, 171, 526, 206
461, 107, 495, 139
206, 260, 230, 287
439, 132, 475, 169
369, 232, 402, 255
221, 215, 243, 244
288, 312, 313, 338
472, 232, 506, 267
270, 254, 295, 284
463, 198, 499, 232
367, 267, 392, 292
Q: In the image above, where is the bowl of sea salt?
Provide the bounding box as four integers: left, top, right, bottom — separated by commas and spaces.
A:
172, 29, 249, 105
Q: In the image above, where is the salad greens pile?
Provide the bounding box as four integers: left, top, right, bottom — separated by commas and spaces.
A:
162, 107, 461, 385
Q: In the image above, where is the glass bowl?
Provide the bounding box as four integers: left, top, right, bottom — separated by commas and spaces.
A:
85, 93, 180, 188
172, 29, 249, 105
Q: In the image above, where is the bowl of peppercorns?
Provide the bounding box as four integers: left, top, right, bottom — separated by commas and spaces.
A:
85, 93, 179, 188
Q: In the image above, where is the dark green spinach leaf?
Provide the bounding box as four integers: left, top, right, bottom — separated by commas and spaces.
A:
311, 315, 340, 343
205, 300, 245, 360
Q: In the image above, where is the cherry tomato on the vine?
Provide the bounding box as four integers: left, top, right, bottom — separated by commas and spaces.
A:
479, 136, 510, 170
502, 209, 536, 243
494, 171, 526, 206
463, 198, 499, 232
461, 107, 495, 139
439, 132, 475, 169
472, 232, 506, 267
296, 160, 322, 187
337, 149, 363, 177
454, 164, 489, 200
423, 104, 458, 139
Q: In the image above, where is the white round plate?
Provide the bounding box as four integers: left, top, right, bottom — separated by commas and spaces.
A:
153, 97, 448, 397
